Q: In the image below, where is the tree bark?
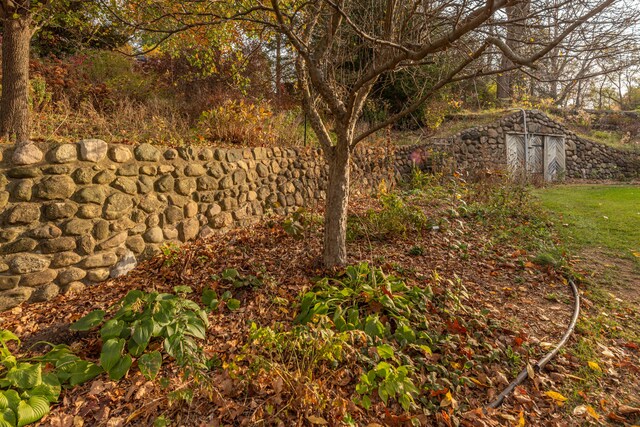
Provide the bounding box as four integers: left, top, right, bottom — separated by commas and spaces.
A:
275, 33, 282, 109
496, 2, 530, 105
323, 139, 350, 268
1, 14, 32, 146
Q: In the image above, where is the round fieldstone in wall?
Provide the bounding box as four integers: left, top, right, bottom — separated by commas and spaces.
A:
144, 227, 164, 243
20, 269, 57, 287
79, 139, 108, 162
109, 146, 132, 163
9, 254, 50, 274
74, 186, 106, 204
6, 204, 40, 225
29, 284, 60, 303
0, 288, 33, 312
103, 193, 134, 220
50, 144, 78, 163
34, 175, 76, 200
14, 180, 33, 201
135, 143, 161, 162
28, 225, 62, 240
0, 238, 37, 254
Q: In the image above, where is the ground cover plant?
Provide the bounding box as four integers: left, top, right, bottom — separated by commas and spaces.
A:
0, 175, 637, 426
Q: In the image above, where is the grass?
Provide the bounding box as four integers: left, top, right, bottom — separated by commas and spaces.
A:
575, 129, 640, 152
535, 185, 640, 262
536, 184, 640, 415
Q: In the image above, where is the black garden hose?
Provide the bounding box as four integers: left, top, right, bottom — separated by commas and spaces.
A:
486, 278, 580, 409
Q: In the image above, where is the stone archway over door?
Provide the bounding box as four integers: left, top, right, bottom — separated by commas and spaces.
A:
506, 133, 566, 181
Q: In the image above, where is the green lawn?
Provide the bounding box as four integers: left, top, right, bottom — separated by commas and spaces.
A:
535, 185, 640, 261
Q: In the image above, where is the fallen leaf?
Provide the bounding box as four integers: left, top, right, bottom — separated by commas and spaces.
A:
573, 405, 587, 416
307, 415, 328, 425
526, 363, 535, 382
545, 391, 568, 406
607, 412, 627, 423
518, 410, 525, 426
440, 391, 458, 409
588, 361, 602, 372
619, 405, 640, 415
586, 405, 600, 421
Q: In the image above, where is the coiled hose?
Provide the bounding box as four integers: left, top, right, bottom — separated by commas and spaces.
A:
487, 278, 580, 408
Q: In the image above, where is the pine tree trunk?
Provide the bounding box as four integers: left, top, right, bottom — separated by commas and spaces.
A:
1, 14, 32, 146
323, 140, 350, 268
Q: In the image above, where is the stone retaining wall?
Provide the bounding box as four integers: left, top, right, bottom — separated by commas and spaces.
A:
1, 111, 634, 311
0, 140, 423, 311
428, 110, 639, 180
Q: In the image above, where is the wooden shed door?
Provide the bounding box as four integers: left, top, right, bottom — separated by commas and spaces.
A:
527, 135, 544, 176
544, 136, 566, 181
506, 134, 526, 176
507, 134, 565, 181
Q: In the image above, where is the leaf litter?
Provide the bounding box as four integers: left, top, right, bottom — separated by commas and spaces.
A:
0, 185, 638, 427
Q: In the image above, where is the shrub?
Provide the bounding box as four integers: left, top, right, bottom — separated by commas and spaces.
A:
197, 99, 302, 146
348, 193, 430, 241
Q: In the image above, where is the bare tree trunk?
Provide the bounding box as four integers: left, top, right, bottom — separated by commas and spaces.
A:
496, 2, 531, 106
1, 10, 41, 165
496, 56, 512, 104
323, 139, 350, 268
1, 15, 31, 144
275, 33, 282, 109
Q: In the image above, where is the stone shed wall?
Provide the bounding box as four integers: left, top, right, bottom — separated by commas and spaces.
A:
430, 110, 640, 179
0, 140, 422, 311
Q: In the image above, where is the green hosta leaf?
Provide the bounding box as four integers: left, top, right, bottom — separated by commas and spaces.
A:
364, 316, 385, 339
153, 301, 175, 325
66, 361, 102, 387
179, 300, 201, 312
376, 344, 394, 360
221, 268, 239, 281
202, 289, 219, 311
70, 310, 105, 331
0, 330, 20, 347
100, 319, 126, 341
0, 408, 16, 427
374, 362, 392, 378
173, 286, 193, 294
17, 396, 50, 427
100, 338, 125, 372
7, 363, 42, 390
107, 355, 132, 381
28, 373, 61, 403
138, 351, 162, 381
132, 318, 154, 348
122, 290, 145, 306
0, 390, 20, 411
226, 299, 241, 311
185, 318, 207, 340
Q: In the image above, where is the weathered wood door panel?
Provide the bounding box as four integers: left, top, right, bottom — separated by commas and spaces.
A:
527, 135, 544, 176
506, 133, 565, 181
506, 134, 526, 176
544, 136, 566, 181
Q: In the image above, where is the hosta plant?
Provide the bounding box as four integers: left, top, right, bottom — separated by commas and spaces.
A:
71, 289, 209, 381
0, 330, 100, 427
